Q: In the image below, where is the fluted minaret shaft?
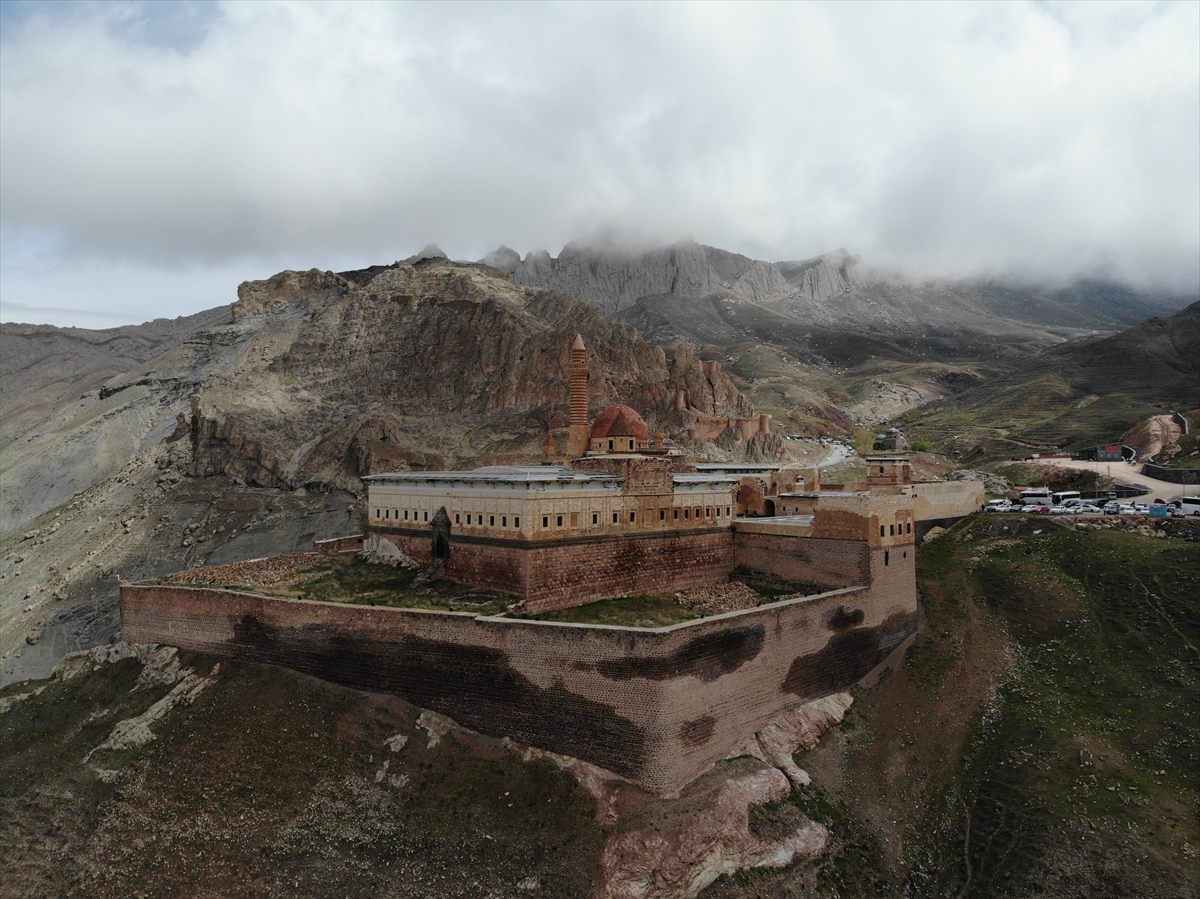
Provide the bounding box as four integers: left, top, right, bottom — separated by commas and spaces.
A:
566, 334, 590, 457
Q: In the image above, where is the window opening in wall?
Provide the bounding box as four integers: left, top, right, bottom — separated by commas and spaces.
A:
612, 512, 618, 524
727, 506, 731, 516
630, 511, 636, 522
684, 509, 690, 519
593, 513, 599, 525
375, 509, 380, 518
424, 511, 428, 522
706, 508, 712, 518
890, 524, 895, 536
385, 509, 390, 519
674, 509, 679, 520
716, 507, 721, 517
903, 551, 907, 559
608, 439, 614, 450
660, 509, 665, 521
880, 525, 885, 537
543, 516, 549, 528
489, 515, 495, 526
403, 510, 408, 520
695, 508, 701, 519
906, 522, 911, 534
885, 550, 890, 566
455, 513, 460, 524
514, 517, 520, 528
557, 515, 563, 527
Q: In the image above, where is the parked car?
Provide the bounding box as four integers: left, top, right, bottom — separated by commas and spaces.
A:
1118, 504, 1136, 515
1103, 501, 1121, 514
1031, 505, 1052, 514
1133, 503, 1150, 514
1048, 505, 1070, 514
1073, 504, 1103, 514
1170, 508, 1186, 519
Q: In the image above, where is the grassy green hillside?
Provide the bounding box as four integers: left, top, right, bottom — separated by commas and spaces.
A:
4, 517, 1197, 898
895, 303, 1200, 461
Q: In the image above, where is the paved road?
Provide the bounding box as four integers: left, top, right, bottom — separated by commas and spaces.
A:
1041, 458, 1190, 501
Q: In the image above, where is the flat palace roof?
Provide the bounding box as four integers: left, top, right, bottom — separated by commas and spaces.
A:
363, 465, 622, 485
692, 463, 780, 473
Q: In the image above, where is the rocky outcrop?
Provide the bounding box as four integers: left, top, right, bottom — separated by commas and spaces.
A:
233, 268, 349, 318
181, 259, 765, 492
600, 759, 826, 899
776, 248, 868, 300
482, 239, 792, 316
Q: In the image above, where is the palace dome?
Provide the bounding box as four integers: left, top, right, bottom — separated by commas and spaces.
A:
590, 404, 650, 441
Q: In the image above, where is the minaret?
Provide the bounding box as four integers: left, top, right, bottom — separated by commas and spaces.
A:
565, 334, 590, 457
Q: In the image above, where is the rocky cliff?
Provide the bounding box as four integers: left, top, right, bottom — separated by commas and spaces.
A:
1, 258, 768, 538
484, 240, 1195, 368
481, 239, 793, 317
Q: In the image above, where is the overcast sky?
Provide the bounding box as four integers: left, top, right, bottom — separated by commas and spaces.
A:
2, 0, 1197, 327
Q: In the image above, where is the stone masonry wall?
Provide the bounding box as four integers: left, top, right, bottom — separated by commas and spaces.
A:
732, 531, 870, 588
379, 528, 736, 613
121, 580, 917, 794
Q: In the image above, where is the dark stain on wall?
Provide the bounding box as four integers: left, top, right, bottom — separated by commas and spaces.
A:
597, 625, 766, 683
229, 614, 648, 778
828, 606, 865, 630
782, 611, 918, 701
678, 715, 717, 746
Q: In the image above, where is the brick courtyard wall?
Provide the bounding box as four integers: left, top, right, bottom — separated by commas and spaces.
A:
121, 580, 917, 794
732, 529, 870, 587
376, 528, 736, 613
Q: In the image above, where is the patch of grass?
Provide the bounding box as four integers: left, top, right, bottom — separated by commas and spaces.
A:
214, 556, 514, 615
518, 593, 704, 627
904, 515, 1200, 896
774, 784, 901, 897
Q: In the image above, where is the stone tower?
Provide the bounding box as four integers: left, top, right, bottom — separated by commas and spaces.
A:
565, 334, 590, 458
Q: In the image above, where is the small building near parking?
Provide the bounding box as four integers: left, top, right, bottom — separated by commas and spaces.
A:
1072, 443, 1136, 462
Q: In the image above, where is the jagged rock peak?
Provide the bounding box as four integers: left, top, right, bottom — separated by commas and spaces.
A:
400, 243, 449, 265
775, 249, 868, 300
478, 238, 791, 315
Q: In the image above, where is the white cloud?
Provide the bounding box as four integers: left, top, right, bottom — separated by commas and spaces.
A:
1, 0, 1196, 325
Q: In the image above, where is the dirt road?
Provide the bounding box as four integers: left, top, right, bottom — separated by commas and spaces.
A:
1041, 458, 1190, 501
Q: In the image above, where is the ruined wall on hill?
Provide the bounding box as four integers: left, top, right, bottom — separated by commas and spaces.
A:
121, 582, 916, 793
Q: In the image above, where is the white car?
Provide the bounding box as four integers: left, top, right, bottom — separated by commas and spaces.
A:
1133, 503, 1150, 514
1073, 504, 1103, 514
1118, 504, 1136, 515
1049, 505, 1070, 514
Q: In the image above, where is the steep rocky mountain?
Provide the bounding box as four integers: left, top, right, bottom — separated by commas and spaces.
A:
481, 240, 792, 318
0, 306, 234, 449
484, 241, 1195, 369
0, 259, 779, 684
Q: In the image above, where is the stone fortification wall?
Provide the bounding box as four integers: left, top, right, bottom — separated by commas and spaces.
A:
1141, 463, 1200, 485
379, 528, 736, 613
912, 481, 986, 522
121, 581, 917, 794
732, 529, 870, 588
313, 534, 366, 554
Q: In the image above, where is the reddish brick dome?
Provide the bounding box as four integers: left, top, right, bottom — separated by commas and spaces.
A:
590, 404, 650, 441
